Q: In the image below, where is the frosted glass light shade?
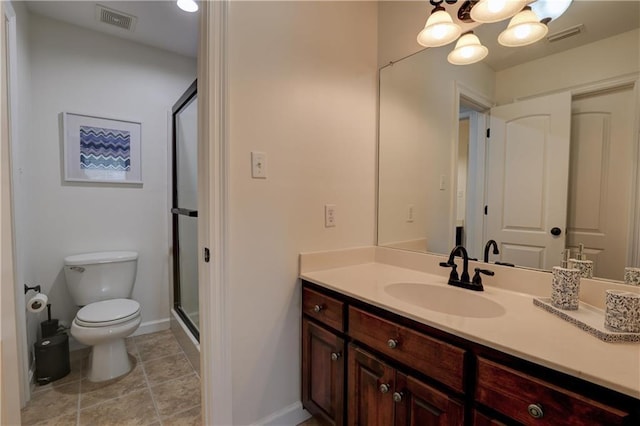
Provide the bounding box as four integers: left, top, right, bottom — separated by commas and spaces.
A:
470, 0, 527, 23
531, 0, 573, 22
177, 0, 198, 13
417, 9, 462, 47
498, 8, 548, 47
447, 32, 488, 65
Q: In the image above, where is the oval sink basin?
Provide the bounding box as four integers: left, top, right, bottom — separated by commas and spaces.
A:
384, 283, 506, 318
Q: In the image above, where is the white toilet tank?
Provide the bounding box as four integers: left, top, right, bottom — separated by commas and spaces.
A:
64, 251, 138, 306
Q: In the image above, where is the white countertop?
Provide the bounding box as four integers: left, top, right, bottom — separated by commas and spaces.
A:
300, 259, 640, 399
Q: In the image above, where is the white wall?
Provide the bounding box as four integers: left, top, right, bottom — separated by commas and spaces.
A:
20, 14, 195, 357
10, 0, 35, 404
495, 29, 640, 104
377, 45, 494, 255
227, 1, 378, 423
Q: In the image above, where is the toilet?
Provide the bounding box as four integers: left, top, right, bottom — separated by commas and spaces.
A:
64, 251, 141, 382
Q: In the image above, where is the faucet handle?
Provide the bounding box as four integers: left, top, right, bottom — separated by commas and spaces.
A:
472, 268, 494, 287
439, 262, 459, 282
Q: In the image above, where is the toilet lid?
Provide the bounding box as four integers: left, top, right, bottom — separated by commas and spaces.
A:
76, 299, 140, 327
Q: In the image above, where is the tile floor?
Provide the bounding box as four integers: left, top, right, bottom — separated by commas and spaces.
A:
21, 330, 200, 426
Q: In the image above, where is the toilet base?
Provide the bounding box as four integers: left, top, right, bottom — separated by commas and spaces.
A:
87, 338, 132, 382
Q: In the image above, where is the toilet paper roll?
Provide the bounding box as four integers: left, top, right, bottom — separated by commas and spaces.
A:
27, 293, 48, 313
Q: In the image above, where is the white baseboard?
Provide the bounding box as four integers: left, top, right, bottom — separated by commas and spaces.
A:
252, 402, 311, 426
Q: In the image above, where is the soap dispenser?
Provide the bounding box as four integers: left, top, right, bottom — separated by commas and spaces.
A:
551, 249, 581, 310
569, 244, 593, 279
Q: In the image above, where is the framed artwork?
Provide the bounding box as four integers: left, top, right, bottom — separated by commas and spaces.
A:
62, 112, 142, 184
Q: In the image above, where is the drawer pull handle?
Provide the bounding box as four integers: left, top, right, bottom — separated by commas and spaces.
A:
313, 304, 324, 313
527, 403, 544, 419
387, 339, 398, 349
392, 392, 403, 403
379, 384, 390, 394
330, 352, 341, 361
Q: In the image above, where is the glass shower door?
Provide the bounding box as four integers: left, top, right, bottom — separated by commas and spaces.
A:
172, 81, 199, 340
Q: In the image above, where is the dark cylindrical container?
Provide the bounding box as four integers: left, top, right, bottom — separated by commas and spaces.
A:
34, 334, 70, 385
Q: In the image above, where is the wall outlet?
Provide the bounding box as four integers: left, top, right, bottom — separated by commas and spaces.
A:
406, 204, 414, 223
325, 204, 336, 228
439, 174, 446, 191
251, 151, 267, 179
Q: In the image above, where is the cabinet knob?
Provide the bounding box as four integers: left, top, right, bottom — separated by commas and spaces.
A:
392, 392, 403, 403
330, 352, 341, 361
379, 383, 390, 394
527, 403, 544, 419
313, 304, 323, 313
387, 339, 398, 349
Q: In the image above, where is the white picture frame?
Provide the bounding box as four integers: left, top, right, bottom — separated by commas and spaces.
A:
62, 112, 142, 184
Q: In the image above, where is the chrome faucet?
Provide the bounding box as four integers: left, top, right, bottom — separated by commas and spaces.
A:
440, 245, 493, 291
484, 240, 499, 263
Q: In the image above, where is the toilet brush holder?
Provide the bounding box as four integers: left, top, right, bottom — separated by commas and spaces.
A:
41, 304, 59, 338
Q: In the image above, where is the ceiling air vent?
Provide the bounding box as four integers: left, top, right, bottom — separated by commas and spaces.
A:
96, 5, 137, 31
547, 24, 584, 43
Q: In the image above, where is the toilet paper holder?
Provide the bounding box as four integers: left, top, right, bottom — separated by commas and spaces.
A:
24, 284, 42, 294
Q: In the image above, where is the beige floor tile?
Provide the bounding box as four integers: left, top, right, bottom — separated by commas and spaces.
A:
143, 353, 194, 386
21, 382, 80, 425
80, 360, 147, 408
151, 373, 200, 418
135, 330, 182, 362
79, 388, 158, 426
31, 411, 78, 426
161, 405, 201, 426
297, 417, 324, 426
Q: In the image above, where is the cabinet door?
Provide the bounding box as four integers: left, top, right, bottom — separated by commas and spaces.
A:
472, 410, 507, 426
348, 345, 395, 426
302, 319, 345, 425
394, 372, 464, 426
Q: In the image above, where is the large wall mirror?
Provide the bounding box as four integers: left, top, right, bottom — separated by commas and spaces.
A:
378, 1, 640, 283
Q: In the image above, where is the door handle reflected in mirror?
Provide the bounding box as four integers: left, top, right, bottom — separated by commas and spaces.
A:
550, 227, 562, 236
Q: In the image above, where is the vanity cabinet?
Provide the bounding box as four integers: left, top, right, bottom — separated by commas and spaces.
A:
301, 281, 639, 426
301, 287, 346, 425
348, 345, 464, 426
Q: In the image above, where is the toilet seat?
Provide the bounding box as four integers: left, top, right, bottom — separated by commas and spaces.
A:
75, 299, 141, 328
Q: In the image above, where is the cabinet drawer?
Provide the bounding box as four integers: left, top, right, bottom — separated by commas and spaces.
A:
475, 357, 630, 426
302, 287, 344, 332
348, 306, 466, 393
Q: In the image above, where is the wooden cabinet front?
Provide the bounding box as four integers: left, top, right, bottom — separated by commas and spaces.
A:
347, 344, 395, 426
348, 344, 464, 426
475, 357, 631, 426
302, 318, 345, 425
395, 372, 464, 426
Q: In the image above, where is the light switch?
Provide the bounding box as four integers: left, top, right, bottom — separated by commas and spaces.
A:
439, 175, 446, 191
251, 152, 267, 179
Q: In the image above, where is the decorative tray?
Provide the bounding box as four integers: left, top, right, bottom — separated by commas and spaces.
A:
533, 297, 640, 343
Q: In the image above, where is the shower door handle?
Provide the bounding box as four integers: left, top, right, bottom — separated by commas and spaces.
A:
171, 208, 198, 217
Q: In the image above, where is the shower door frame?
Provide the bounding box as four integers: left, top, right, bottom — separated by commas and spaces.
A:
171, 79, 200, 342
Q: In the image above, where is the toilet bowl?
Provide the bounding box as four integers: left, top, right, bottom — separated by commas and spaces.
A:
64, 251, 141, 382
70, 299, 141, 381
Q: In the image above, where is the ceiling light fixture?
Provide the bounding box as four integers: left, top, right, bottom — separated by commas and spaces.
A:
470, 0, 527, 23
498, 6, 549, 47
177, 0, 198, 13
417, 3, 462, 47
531, 0, 573, 23
447, 32, 488, 65
416, 0, 563, 65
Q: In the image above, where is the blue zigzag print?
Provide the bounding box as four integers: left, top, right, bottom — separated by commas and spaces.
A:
80, 126, 131, 171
